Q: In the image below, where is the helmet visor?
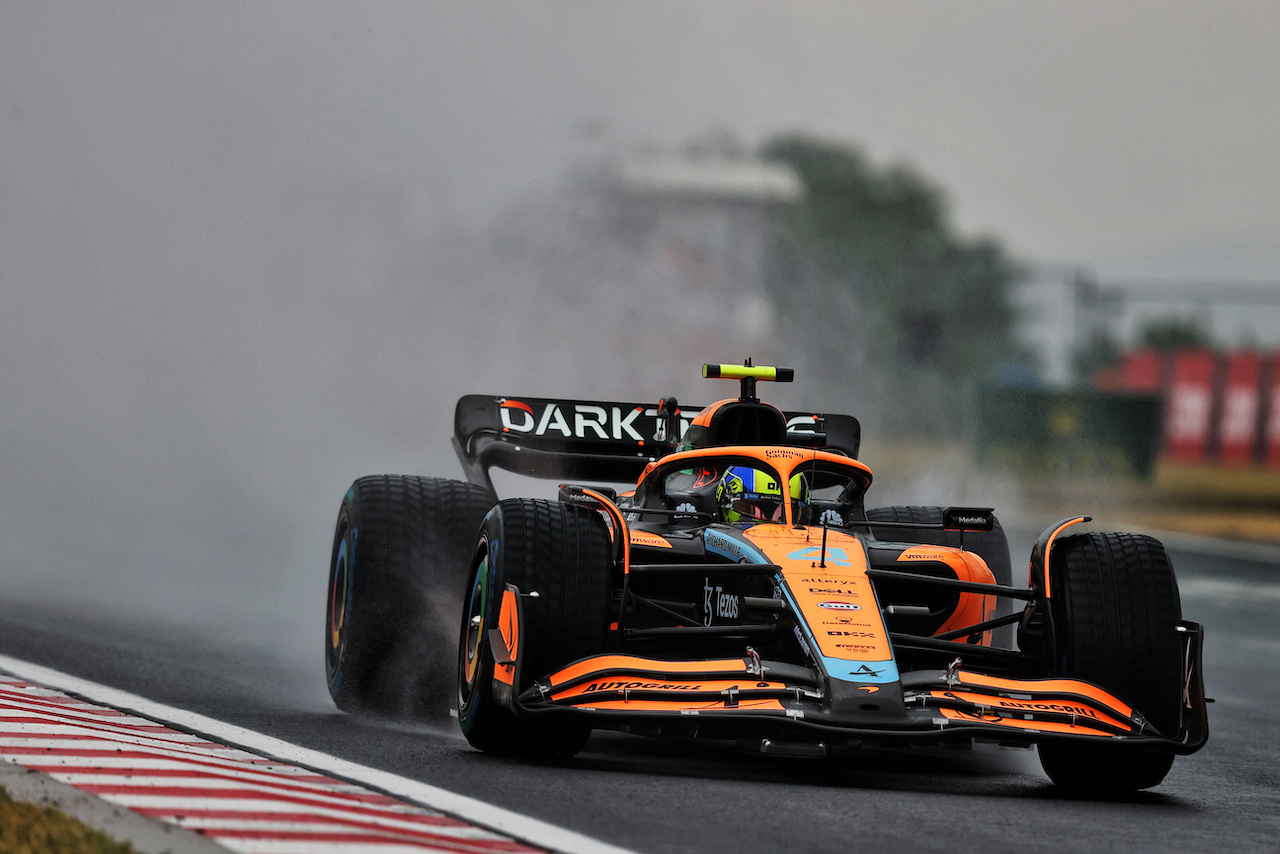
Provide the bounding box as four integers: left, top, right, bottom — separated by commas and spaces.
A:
730, 496, 785, 523
732, 494, 798, 522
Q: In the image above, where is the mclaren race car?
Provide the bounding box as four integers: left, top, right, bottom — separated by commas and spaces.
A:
325, 363, 1208, 792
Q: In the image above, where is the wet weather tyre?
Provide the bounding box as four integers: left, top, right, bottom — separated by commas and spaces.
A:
1037, 531, 1182, 793
458, 499, 612, 758
867, 505, 1014, 645
325, 475, 496, 717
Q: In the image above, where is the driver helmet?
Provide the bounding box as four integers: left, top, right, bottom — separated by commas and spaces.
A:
717, 466, 808, 526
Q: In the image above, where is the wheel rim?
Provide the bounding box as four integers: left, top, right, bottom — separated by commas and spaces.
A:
458, 550, 489, 711
326, 521, 354, 683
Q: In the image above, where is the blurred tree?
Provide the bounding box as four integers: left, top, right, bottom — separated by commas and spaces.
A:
1073, 328, 1124, 382
760, 134, 1025, 436
1138, 316, 1214, 352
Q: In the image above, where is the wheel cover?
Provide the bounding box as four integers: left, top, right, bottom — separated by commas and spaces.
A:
325, 523, 355, 682
458, 552, 489, 710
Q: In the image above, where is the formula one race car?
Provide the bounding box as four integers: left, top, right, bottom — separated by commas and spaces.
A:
325, 363, 1208, 792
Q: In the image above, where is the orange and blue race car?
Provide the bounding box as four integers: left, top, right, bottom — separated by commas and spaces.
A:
324, 362, 1208, 793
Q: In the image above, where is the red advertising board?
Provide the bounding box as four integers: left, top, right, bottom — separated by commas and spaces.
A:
1119, 349, 1163, 393
1265, 352, 1280, 468
1217, 351, 1262, 466
1163, 349, 1218, 464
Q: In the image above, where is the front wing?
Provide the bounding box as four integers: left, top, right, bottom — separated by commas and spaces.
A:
487, 585, 1210, 756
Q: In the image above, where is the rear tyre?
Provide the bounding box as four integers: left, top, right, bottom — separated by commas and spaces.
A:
458, 499, 612, 757
1036, 531, 1182, 793
866, 505, 1013, 645
325, 475, 495, 717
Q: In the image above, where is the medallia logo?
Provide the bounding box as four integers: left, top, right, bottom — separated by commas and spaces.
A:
818, 601, 861, 611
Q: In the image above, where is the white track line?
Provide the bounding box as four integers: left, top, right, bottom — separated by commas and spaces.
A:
0, 654, 639, 854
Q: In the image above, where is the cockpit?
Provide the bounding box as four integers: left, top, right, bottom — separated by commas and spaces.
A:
626, 448, 872, 531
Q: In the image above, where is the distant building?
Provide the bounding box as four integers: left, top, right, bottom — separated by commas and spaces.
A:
603, 152, 802, 339
1016, 270, 1280, 388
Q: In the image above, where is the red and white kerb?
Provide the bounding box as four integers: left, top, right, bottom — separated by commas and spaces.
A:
0, 676, 542, 853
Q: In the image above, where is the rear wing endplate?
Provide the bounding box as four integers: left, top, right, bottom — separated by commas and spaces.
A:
453, 394, 860, 492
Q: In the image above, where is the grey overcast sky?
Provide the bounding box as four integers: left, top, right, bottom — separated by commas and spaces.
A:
1, 3, 1277, 654
4, 2, 1276, 276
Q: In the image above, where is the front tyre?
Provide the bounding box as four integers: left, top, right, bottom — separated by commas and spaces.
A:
326, 475, 495, 717
458, 499, 612, 757
1037, 531, 1182, 793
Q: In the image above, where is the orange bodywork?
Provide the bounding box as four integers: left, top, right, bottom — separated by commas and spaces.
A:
542, 654, 794, 714
629, 529, 674, 549
895, 546, 997, 642
936, 708, 1121, 737
932, 690, 1132, 732
581, 486, 630, 572
953, 670, 1135, 718
552, 679, 789, 706
547, 655, 757, 689
742, 526, 895, 661
492, 587, 520, 686
1034, 515, 1089, 598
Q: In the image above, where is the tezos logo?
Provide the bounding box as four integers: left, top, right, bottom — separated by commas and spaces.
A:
818, 600, 860, 611
703, 577, 741, 625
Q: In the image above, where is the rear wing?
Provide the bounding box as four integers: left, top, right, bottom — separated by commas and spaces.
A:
453, 394, 860, 492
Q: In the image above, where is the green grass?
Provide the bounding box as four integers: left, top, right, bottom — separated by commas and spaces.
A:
1149, 461, 1280, 509
0, 787, 136, 854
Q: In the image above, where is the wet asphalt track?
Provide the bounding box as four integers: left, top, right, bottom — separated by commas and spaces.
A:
3, 534, 1279, 854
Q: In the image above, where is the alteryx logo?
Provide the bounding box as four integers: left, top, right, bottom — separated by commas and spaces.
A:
787, 546, 851, 566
